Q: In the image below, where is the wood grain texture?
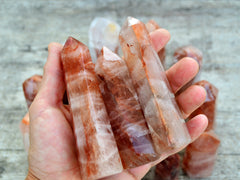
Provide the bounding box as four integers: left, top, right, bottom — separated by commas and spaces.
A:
0, 0, 239, 179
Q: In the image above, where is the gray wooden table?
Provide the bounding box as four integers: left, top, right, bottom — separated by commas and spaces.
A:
1, 0, 239, 179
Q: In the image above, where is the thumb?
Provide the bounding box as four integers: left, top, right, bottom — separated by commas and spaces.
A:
30, 43, 64, 119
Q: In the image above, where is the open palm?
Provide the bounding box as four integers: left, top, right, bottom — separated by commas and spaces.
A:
27, 29, 207, 180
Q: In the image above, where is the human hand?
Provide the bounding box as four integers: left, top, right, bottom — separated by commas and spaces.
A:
26, 29, 207, 180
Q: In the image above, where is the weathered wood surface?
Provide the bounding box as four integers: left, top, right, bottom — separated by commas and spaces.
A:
0, 0, 239, 179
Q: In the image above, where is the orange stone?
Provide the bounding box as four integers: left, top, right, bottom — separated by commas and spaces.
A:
154, 154, 180, 180
183, 131, 220, 178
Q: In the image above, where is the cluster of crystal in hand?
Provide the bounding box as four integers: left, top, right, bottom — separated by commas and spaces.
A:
60, 17, 191, 180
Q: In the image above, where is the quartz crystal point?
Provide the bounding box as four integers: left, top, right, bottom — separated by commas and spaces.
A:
61, 37, 123, 180
173, 46, 203, 94
22, 74, 42, 108
183, 131, 220, 178
154, 154, 180, 180
189, 80, 218, 131
119, 17, 191, 155
89, 17, 120, 63
145, 20, 166, 65
20, 112, 30, 152
95, 46, 159, 168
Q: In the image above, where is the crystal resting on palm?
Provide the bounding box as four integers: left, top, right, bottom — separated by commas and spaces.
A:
95, 46, 159, 168
119, 17, 191, 156
61, 37, 122, 180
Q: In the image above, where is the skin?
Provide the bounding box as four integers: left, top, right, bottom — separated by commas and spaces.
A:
26, 29, 208, 180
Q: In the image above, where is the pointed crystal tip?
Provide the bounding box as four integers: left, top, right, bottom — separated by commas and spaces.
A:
63, 36, 87, 52
63, 36, 78, 50
102, 46, 121, 61
127, 16, 140, 26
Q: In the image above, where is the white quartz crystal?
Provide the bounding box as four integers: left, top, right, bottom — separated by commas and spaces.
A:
89, 17, 120, 63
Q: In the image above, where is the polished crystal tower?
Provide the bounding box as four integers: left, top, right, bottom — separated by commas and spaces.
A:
95, 46, 159, 168
145, 20, 166, 65
183, 131, 220, 178
61, 37, 123, 180
119, 17, 191, 155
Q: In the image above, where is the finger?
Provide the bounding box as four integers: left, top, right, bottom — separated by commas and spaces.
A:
166, 57, 199, 93
151, 114, 208, 166
187, 114, 208, 142
176, 85, 206, 118
36, 42, 64, 106
150, 29, 170, 52
126, 164, 151, 179
100, 164, 151, 180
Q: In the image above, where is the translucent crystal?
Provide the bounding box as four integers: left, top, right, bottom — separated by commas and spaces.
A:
119, 17, 191, 155
95, 46, 159, 168
154, 154, 180, 180
89, 17, 120, 63
61, 37, 123, 180
183, 131, 220, 178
